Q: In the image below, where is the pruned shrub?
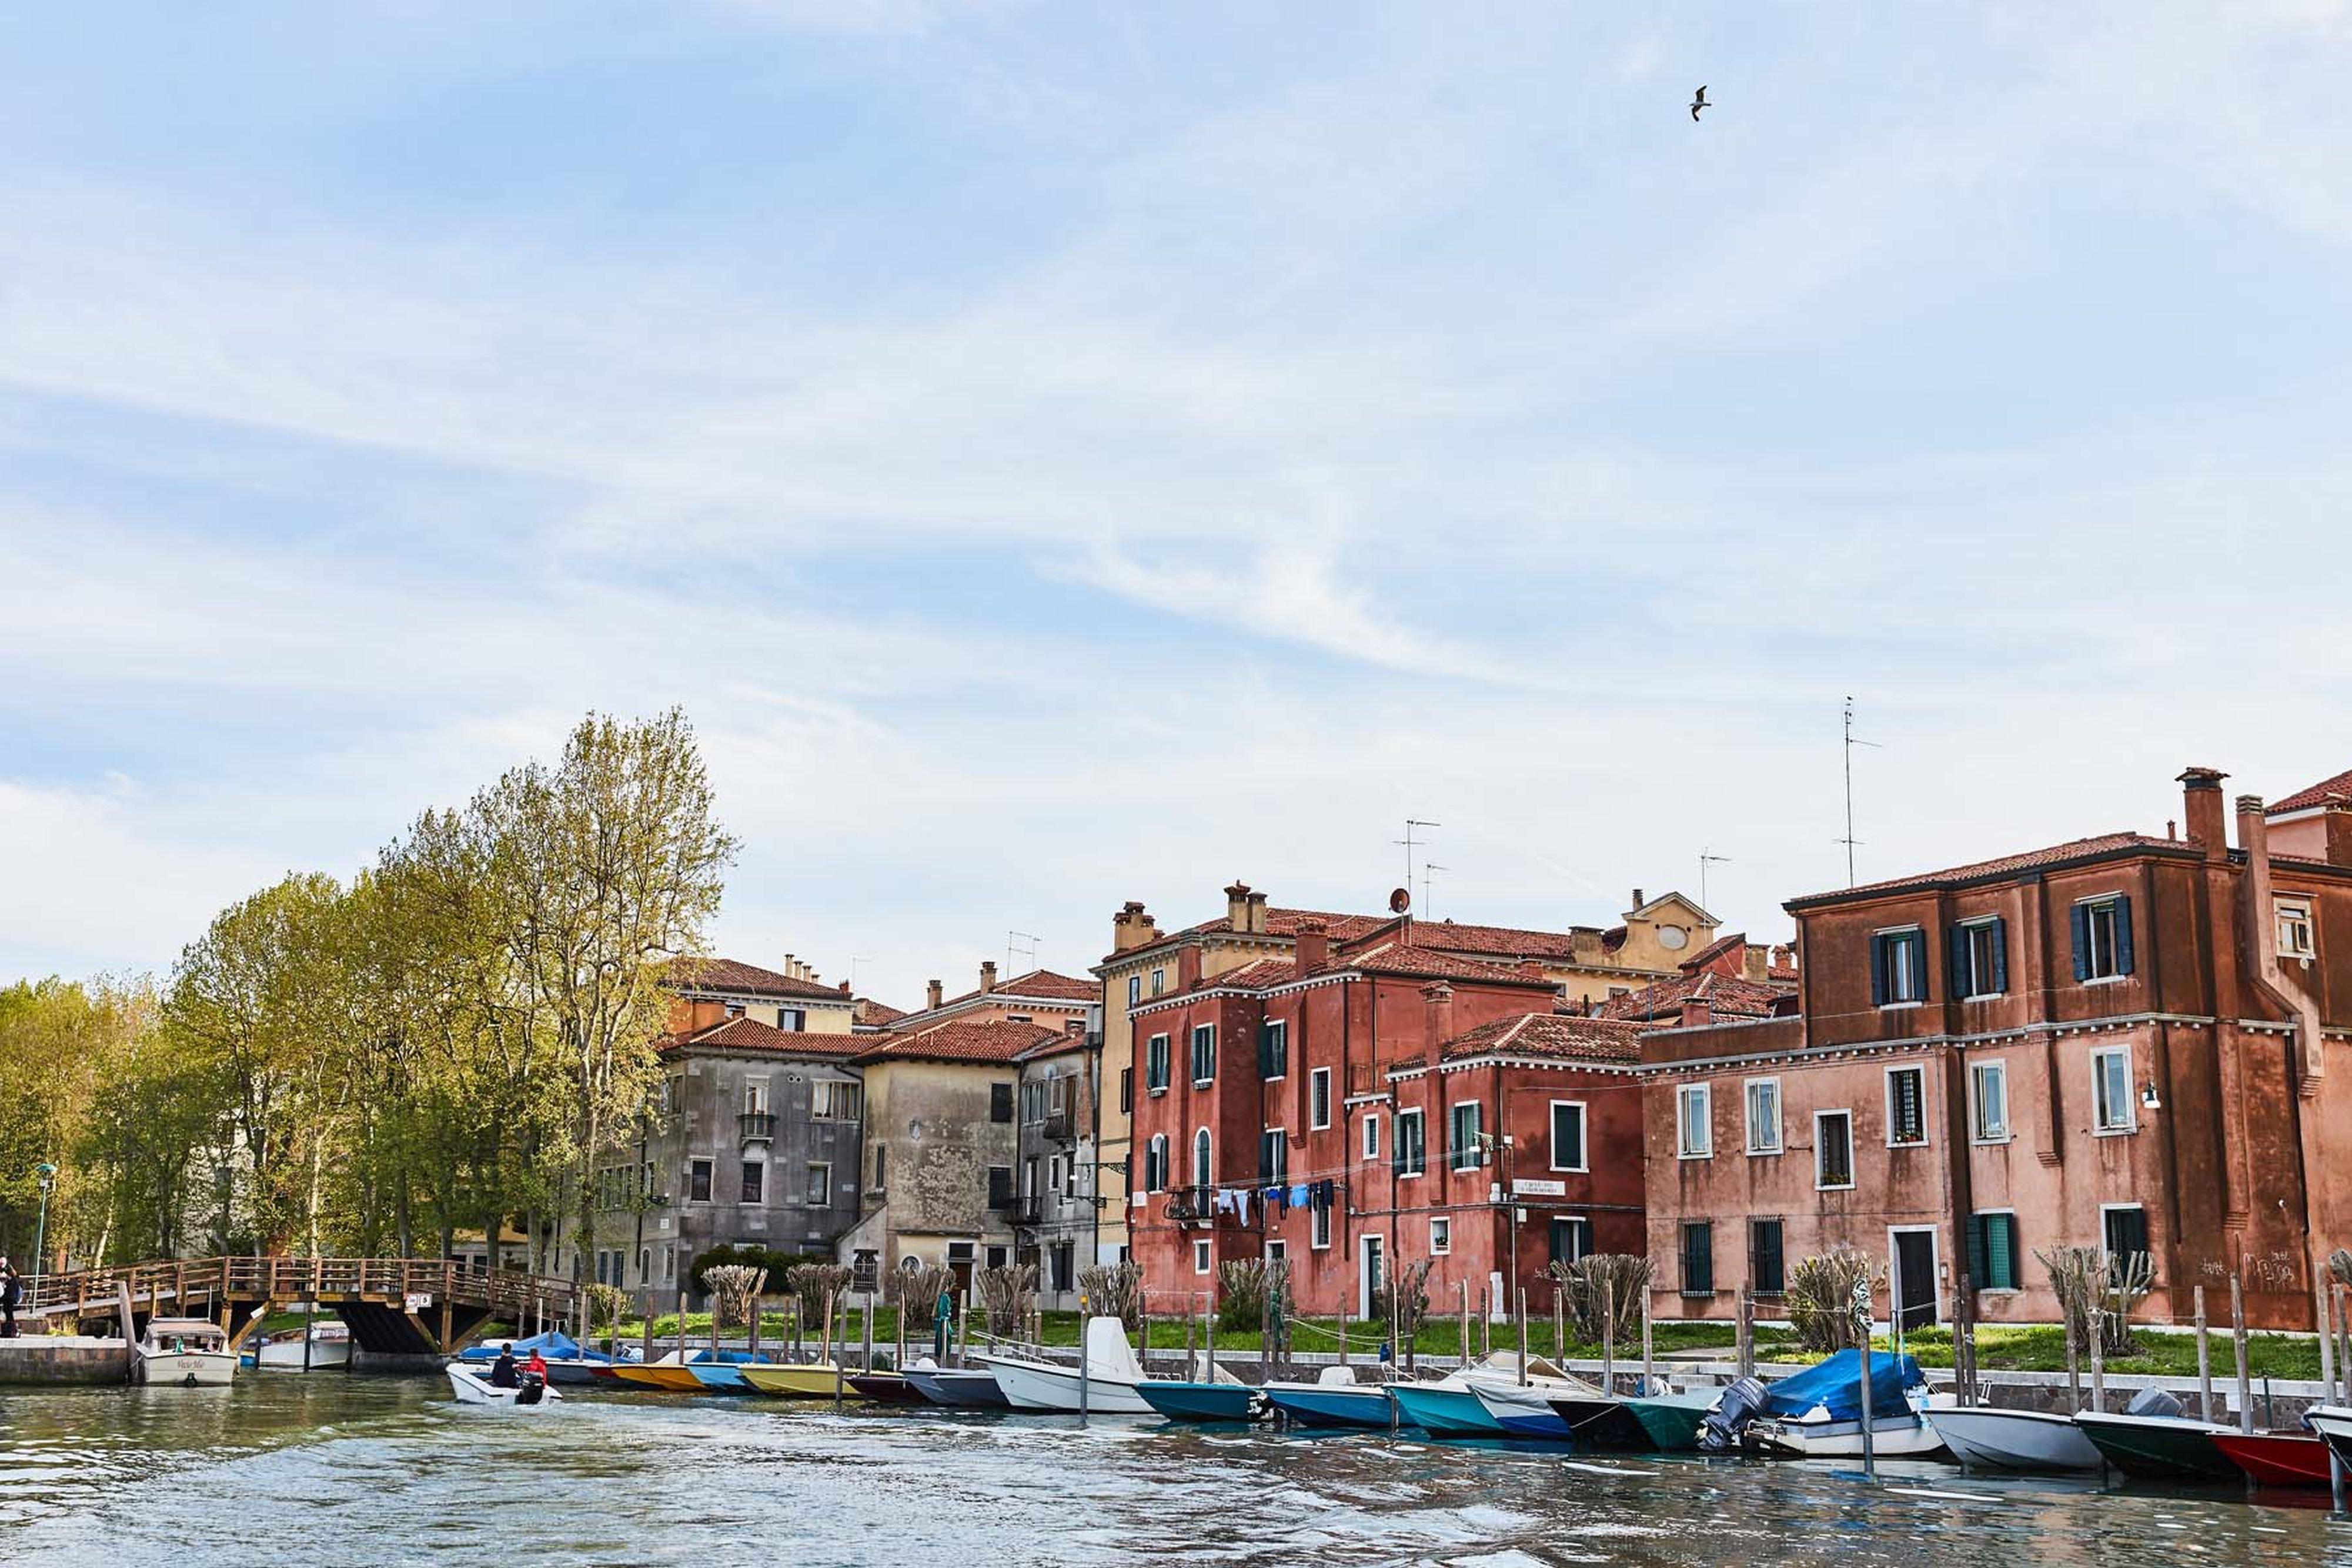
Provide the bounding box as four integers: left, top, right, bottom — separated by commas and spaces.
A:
1786, 1248, 1877, 1353
1547, 1253, 1651, 1345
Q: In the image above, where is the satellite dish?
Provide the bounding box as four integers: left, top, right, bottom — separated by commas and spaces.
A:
1388, 887, 1412, 914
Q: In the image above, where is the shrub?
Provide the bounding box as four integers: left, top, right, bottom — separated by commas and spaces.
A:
689, 1245, 810, 1298
975, 1263, 1037, 1339
1217, 1258, 1291, 1335
1786, 1249, 1876, 1353
1079, 1261, 1145, 1329
1548, 1253, 1650, 1346
2038, 1244, 2154, 1356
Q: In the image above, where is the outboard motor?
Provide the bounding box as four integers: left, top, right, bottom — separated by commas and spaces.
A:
2123, 1386, 2182, 1420
1698, 1376, 1768, 1452
516, 1374, 546, 1406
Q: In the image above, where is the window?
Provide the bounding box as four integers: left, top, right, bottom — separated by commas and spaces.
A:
1952, 917, 2008, 999
741, 1161, 765, 1204
1549, 1101, 1587, 1172
1681, 1221, 1714, 1295
1264, 1239, 1287, 1265
1886, 1065, 1927, 1147
1192, 1238, 1211, 1275
1448, 1101, 1484, 1172
1395, 1109, 1426, 1177
1047, 1155, 1064, 1198
1309, 1067, 1332, 1130
811, 1081, 861, 1122
1310, 1199, 1331, 1250
1023, 1158, 1038, 1202
744, 1080, 770, 1114
1429, 1216, 1452, 1255
990, 1082, 1014, 1123
1143, 1135, 1167, 1193
871, 1144, 887, 1189
1870, 927, 1928, 1005
1972, 1060, 2010, 1142
1362, 1113, 1381, 1162
1190, 1024, 1218, 1085
1151, 967, 1166, 997
1145, 1034, 1171, 1092
1128, 975, 1142, 1009
1548, 1216, 1593, 1266
1259, 1019, 1288, 1078
778, 1008, 804, 1031
2092, 1047, 2134, 1133
1744, 1078, 1782, 1155
724, 1001, 744, 1018
1260, 1128, 1288, 1185
1050, 1242, 1074, 1295
1750, 1218, 1785, 1295
805, 1162, 830, 1205
985, 1245, 1009, 1269
1192, 1128, 1212, 1188
1815, 1111, 1855, 1189
1967, 1212, 2020, 1291
2279, 899, 2316, 961
2072, 896, 2134, 982
1677, 1084, 1713, 1158
1119, 1066, 1132, 1114
687, 1159, 713, 1203
2102, 1206, 2151, 1274
987, 1165, 1013, 1208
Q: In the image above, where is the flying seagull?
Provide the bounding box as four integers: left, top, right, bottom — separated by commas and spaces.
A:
1690, 85, 1708, 122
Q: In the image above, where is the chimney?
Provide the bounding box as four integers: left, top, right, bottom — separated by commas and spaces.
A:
2180, 767, 2230, 862
1294, 918, 1331, 978
1177, 946, 1204, 989
1743, 946, 1768, 984
1247, 890, 1269, 935
1112, 900, 1160, 953
1632, 888, 1645, 910
1772, 943, 1796, 975
1224, 881, 1253, 933
784, 953, 796, 979
926, 978, 943, 1011
1422, 980, 1456, 1051
980, 961, 997, 995
1679, 995, 1713, 1028
838, 979, 851, 995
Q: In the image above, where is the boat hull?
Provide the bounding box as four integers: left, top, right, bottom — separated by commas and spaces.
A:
1469, 1381, 1575, 1440
1265, 1385, 1392, 1428
1747, 1412, 1946, 1459
684, 1362, 757, 1392
1137, 1380, 1260, 1423
903, 1368, 1010, 1409
2308, 1406, 2352, 1470
1546, 1396, 1652, 1449
1625, 1395, 1716, 1452
137, 1350, 238, 1387
976, 1355, 1156, 1414
1389, 1383, 1505, 1436
543, 1359, 619, 1388
2073, 1412, 2238, 1482
447, 1366, 561, 1408
1925, 1407, 2104, 1472
739, 1364, 846, 1399
2213, 1432, 2334, 1488
846, 1372, 928, 1405
611, 1365, 705, 1392
252, 1336, 350, 1372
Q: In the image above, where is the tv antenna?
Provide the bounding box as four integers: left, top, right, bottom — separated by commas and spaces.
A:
1396, 818, 1440, 893
1698, 849, 1732, 911
1840, 696, 1880, 887
1421, 861, 1449, 920
848, 955, 874, 992
1005, 930, 1040, 973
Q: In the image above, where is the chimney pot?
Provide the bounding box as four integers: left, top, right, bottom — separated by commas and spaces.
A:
1632, 888, 1645, 910
980, 960, 997, 994
926, 978, 943, 1011
1422, 980, 1456, 1050
1225, 881, 1252, 933
2179, 766, 2230, 862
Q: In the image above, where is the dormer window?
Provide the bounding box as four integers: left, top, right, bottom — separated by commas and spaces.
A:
2278, 899, 2316, 961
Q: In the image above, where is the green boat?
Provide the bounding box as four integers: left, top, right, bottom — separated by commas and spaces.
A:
1623, 1390, 1722, 1452
2072, 1411, 2239, 1482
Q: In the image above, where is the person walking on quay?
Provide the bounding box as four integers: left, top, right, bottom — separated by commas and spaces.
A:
1, 1257, 21, 1338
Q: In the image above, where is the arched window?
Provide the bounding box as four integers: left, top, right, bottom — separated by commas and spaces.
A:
1192, 1127, 1212, 1189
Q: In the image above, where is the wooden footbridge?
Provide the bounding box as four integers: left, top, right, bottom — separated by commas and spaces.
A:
25, 1256, 582, 1357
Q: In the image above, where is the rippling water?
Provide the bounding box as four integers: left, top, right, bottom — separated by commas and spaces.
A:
2, 1377, 2347, 1566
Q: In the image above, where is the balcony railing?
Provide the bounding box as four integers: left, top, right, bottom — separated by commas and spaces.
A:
1043, 1110, 1074, 1145
739, 1111, 776, 1144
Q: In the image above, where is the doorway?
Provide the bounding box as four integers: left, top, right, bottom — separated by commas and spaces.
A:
1890, 1228, 1938, 1333
1359, 1233, 1386, 1320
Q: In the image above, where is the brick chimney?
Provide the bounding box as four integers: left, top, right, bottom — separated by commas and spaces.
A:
837, 979, 851, 995
1293, 918, 1331, 977
1632, 888, 1646, 910
2180, 767, 2230, 862
1742, 945, 1768, 983
1111, 900, 1160, 953
926, 978, 943, 1010
1680, 995, 1714, 1028
1224, 881, 1253, 933
1422, 981, 1456, 1051
1246, 889, 1269, 935
980, 961, 997, 995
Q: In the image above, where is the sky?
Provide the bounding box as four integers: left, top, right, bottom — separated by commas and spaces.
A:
6, 2, 2352, 1009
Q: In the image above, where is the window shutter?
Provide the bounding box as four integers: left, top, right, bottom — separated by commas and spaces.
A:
1949, 924, 1970, 998
2114, 898, 2136, 976
1989, 917, 2009, 994
1869, 935, 1889, 1006
1965, 1215, 1988, 1291
2070, 904, 2091, 981
1907, 931, 1927, 1000
1257, 1023, 1272, 1078
1989, 1213, 2016, 1291
1259, 1131, 1274, 1182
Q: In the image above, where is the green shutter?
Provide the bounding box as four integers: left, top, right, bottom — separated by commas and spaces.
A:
1966, 1214, 1989, 1290
1989, 1213, 2016, 1290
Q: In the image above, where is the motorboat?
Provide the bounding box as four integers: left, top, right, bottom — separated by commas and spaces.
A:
1458, 1356, 1606, 1439
1263, 1365, 1395, 1429
739, 1362, 847, 1399
973, 1318, 1156, 1414
609, 1350, 715, 1392
245, 1321, 352, 1372
2303, 1405, 2352, 1470
1618, 1389, 1729, 1451
457, 1330, 634, 1387
1137, 1352, 1259, 1423
1925, 1406, 2104, 1472
901, 1362, 1011, 1409
1738, 1350, 1947, 1459
447, 1363, 562, 1408
845, 1370, 929, 1405
136, 1319, 238, 1387
2213, 1429, 2337, 1488
2073, 1389, 2238, 1481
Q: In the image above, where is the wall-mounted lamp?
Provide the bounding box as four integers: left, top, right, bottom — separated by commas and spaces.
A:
2140, 1082, 2163, 1112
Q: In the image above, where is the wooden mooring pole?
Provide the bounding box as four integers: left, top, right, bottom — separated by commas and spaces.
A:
2194, 1286, 2213, 1423
2230, 1275, 2252, 1435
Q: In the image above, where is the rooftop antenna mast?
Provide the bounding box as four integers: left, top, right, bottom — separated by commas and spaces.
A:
1840, 696, 1880, 888
1698, 849, 1732, 911
1005, 930, 1040, 974
1421, 861, 1449, 921
1395, 818, 1440, 901
848, 955, 874, 992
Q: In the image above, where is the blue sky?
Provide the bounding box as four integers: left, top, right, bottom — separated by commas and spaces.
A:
6, 2, 2351, 1008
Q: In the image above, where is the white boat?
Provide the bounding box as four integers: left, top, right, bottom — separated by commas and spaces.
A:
1747, 1387, 1955, 1459
2306, 1403, 2352, 1469
971, 1317, 1154, 1414
1925, 1406, 2104, 1472
136, 1318, 238, 1387
250, 1323, 352, 1371
446, 1364, 564, 1409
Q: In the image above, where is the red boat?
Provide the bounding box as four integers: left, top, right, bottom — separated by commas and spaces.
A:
2212, 1431, 2337, 1488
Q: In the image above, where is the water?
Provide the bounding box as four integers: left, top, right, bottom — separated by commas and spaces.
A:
2, 1378, 2346, 1566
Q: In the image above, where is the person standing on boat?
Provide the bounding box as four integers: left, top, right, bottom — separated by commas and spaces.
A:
489, 1343, 520, 1388
0, 1258, 20, 1338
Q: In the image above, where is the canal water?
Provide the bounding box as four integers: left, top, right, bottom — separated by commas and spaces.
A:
2, 1377, 2346, 1566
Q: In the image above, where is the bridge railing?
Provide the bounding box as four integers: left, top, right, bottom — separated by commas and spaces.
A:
27, 1256, 579, 1319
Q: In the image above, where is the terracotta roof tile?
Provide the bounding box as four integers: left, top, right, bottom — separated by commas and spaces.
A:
1599, 970, 1793, 1023
913, 968, 1098, 1018
667, 957, 848, 1002
2272, 767, 2352, 815
854, 997, 909, 1028
855, 1019, 1060, 1066
1171, 945, 1559, 994
1786, 833, 2191, 908
1676, 930, 1749, 975
663, 1017, 867, 1059
1437, 1011, 1641, 1064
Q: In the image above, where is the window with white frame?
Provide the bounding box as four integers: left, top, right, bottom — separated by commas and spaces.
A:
1260, 1127, 1288, 1185
1310, 1067, 1332, 1130
1871, 927, 1928, 1005
1886, 1065, 1927, 1147
744, 1079, 769, 1115
1151, 967, 1166, 996
2092, 1046, 2135, 1133
1190, 1024, 1217, 1085
1955, 917, 2007, 999
1429, 1215, 1452, 1254
1395, 1109, 1426, 1176
1744, 1078, 1781, 1155
1971, 1060, 2010, 1142
1448, 1101, 1484, 1172
2076, 897, 2132, 981
1145, 1033, 1171, 1092
1192, 1127, 1212, 1187
811, 1080, 860, 1122
1678, 1084, 1713, 1158
1549, 1101, 1587, 1172
1362, 1112, 1381, 1162
2278, 898, 2317, 960
1815, 1111, 1855, 1189
1310, 1200, 1331, 1250
1144, 1134, 1167, 1192
1127, 974, 1142, 1009
1192, 1239, 1211, 1274
1259, 1018, 1287, 1079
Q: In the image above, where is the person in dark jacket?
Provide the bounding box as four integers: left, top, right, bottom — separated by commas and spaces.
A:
489, 1344, 519, 1388
1, 1258, 21, 1338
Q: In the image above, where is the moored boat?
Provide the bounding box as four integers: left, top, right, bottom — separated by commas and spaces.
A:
1137, 1379, 1261, 1423
1621, 1390, 1723, 1452
246, 1322, 352, 1372
2304, 1405, 2352, 1470
136, 1319, 238, 1387
902, 1364, 1010, 1409
1394, 1352, 1593, 1438
1925, 1406, 2104, 1472
1389, 1382, 1504, 1436
1715, 1350, 1942, 1459
2073, 1408, 2239, 1482
973, 1317, 1156, 1414
1264, 1365, 1394, 1428
1544, 1392, 1654, 1450
739, 1362, 846, 1399
609, 1350, 713, 1392
2213, 1430, 2336, 1488
846, 1370, 929, 1405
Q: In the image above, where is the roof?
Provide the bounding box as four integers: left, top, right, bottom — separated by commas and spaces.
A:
663, 1016, 867, 1059
854, 1019, 1061, 1066
1676, 930, 1749, 975
1140, 943, 1559, 1001
2273, 767, 2352, 815
1436, 1012, 1641, 1065
667, 957, 849, 1002
900, 968, 1098, 1025
853, 997, 908, 1028
1014, 1027, 1095, 1063
1104, 907, 1395, 964
1599, 969, 1793, 1024
1785, 833, 2193, 908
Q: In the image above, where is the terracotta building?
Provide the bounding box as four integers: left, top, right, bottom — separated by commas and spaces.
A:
1641, 764, 2352, 1335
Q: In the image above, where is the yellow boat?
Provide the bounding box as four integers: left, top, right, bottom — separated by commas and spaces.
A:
610, 1362, 706, 1392
739, 1363, 846, 1399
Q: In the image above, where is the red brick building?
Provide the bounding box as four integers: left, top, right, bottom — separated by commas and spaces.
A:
1641, 765, 2352, 1335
